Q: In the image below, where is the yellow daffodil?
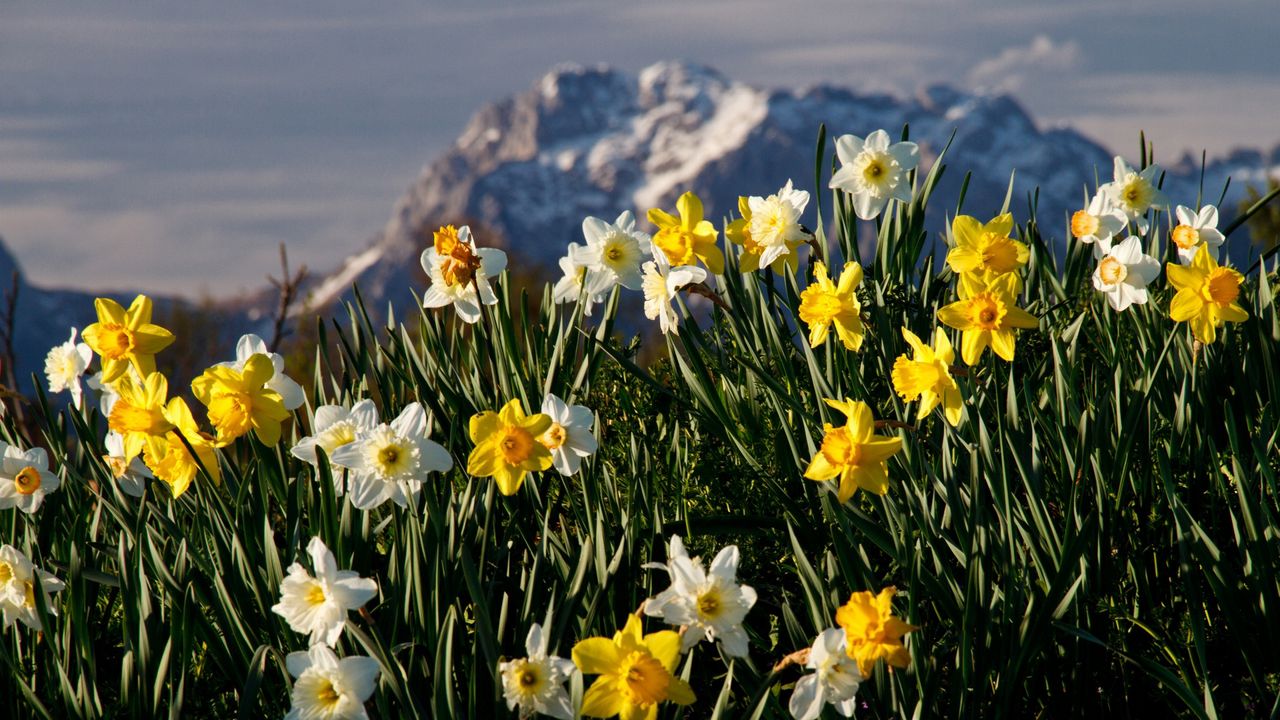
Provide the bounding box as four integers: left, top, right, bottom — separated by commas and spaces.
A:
936, 272, 1038, 365
1167, 243, 1247, 345
81, 295, 175, 384
107, 372, 174, 465
804, 398, 902, 502
145, 397, 220, 498
572, 614, 695, 719
835, 586, 917, 677
467, 399, 553, 495
648, 190, 724, 275
798, 262, 864, 351
891, 328, 963, 426
945, 213, 1028, 286
191, 354, 290, 446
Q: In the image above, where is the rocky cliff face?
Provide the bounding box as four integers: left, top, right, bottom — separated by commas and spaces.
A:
305, 60, 1278, 312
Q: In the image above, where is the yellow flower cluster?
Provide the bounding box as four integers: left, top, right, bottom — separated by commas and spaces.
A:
82, 295, 228, 498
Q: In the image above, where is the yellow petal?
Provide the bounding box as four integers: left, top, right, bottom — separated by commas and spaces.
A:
933, 327, 955, 363
804, 451, 840, 481
468, 411, 500, 443
900, 328, 926, 357
493, 465, 525, 495
859, 437, 902, 464
573, 638, 623, 675
132, 324, 175, 354
647, 208, 678, 230
952, 215, 982, 249
581, 678, 627, 717
947, 247, 983, 274
1002, 306, 1039, 329
94, 297, 127, 325
985, 213, 1014, 237
943, 385, 964, 426
125, 294, 153, 328
836, 263, 864, 294
1169, 290, 1203, 322
697, 243, 725, 275
851, 463, 889, 495
936, 302, 971, 330
1218, 303, 1248, 323
1165, 263, 1199, 292
466, 442, 502, 477
960, 329, 989, 365
676, 191, 704, 229
242, 354, 275, 387
845, 402, 876, 442
643, 630, 683, 671
990, 329, 1016, 361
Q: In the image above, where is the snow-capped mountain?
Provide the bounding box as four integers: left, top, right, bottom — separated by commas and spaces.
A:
307, 60, 1279, 311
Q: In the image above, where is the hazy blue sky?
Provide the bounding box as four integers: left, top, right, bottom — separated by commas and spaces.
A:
3, 1, 1278, 297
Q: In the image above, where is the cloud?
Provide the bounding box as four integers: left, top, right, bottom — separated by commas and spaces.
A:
967, 34, 1081, 93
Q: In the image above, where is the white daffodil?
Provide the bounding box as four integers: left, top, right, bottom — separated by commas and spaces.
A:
1092, 236, 1161, 312
498, 622, 576, 720
284, 644, 380, 720
421, 224, 507, 324
44, 328, 92, 409
103, 431, 152, 498
291, 400, 380, 495
537, 393, 597, 476
217, 334, 305, 410
829, 129, 919, 220
0, 544, 65, 632
1101, 156, 1168, 233
577, 211, 652, 291
86, 370, 124, 417
1171, 204, 1226, 265
747, 180, 811, 269
329, 402, 452, 510
643, 535, 757, 657
271, 536, 378, 647
641, 253, 707, 336
0, 445, 60, 515
788, 628, 862, 720
1070, 193, 1128, 255
551, 242, 612, 316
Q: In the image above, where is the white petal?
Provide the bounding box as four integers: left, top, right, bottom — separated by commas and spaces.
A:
391, 403, 428, 438
853, 191, 885, 220
338, 656, 381, 702
330, 575, 378, 609
709, 545, 740, 583
864, 129, 890, 152
1175, 205, 1196, 227
582, 216, 610, 245
478, 247, 507, 277
788, 675, 824, 720
833, 134, 864, 164
285, 650, 313, 679
416, 439, 453, 473
349, 400, 379, 429
266, 374, 304, 411
888, 141, 919, 170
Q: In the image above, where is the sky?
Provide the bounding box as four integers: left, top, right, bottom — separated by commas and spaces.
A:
2, 0, 1278, 298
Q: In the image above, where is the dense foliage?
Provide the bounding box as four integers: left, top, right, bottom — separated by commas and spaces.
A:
3, 127, 1279, 719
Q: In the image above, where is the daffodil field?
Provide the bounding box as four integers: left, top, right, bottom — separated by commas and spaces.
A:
5, 126, 1280, 719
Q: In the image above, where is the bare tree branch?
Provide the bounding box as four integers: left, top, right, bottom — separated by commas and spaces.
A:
267, 243, 308, 353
